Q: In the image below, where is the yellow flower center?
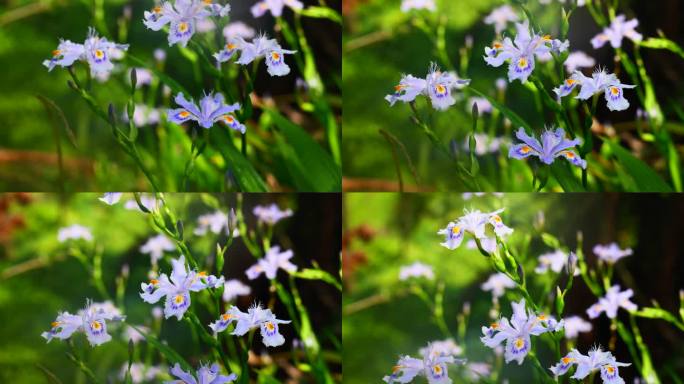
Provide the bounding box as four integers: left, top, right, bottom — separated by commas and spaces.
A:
493, 42, 503, 49
150, 278, 159, 285
433, 365, 442, 374
224, 115, 235, 123
226, 43, 236, 50
271, 52, 281, 61
266, 321, 275, 331
174, 295, 184, 304
521, 145, 531, 154
435, 84, 446, 94
566, 79, 576, 85
564, 151, 575, 159
451, 225, 461, 234
490, 322, 499, 329
518, 58, 528, 68
222, 314, 233, 321
542, 34, 552, 41
178, 22, 189, 33
198, 271, 207, 277
153, 6, 162, 13
610, 87, 620, 95
394, 84, 406, 92
605, 365, 615, 374
514, 338, 525, 349
493, 215, 502, 223
51, 321, 61, 328
91, 321, 101, 330
94, 49, 104, 59
562, 357, 575, 365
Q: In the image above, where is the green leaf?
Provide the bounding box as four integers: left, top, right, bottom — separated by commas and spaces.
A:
130, 325, 193, 372
210, 129, 269, 192
293, 268, 342, 291
469, 87, 531, 131
603, 139, 673, 192
550, 162, 585, 192
540, 233, 561, 250
299, 6, 342, 24
639, 37, 684, 60
267, 109, 341, 192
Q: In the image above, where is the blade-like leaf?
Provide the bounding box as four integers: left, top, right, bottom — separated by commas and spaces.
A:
469, 87, 532, 131
603, 139, 673, 192
210, 129, 269, 192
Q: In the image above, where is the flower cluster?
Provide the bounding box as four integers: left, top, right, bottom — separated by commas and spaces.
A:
480, 299, 563, 364
484, 21, 568, 83
386, 63, 470, 111
42, 300, 125, 346
550, 346, 630, 383
438, 209, 513, 253
143, 0, 231, 47
383, 343, 465, 384
43, 28, 129, 77
508, 127, 587, 169
209, 303, 290, 347
216, 34, 297, 77
139, 255, 224, 320
554, 68, 636, 111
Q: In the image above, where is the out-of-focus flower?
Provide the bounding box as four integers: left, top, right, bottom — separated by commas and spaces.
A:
462, 134, 506, 156
168, 92, 245, 132
211, 303, 291, 347
167, 362, 237, 384
401, 0, 436, 12
119, 363, 164, 384
58, 224, 93, 242
99, 193, 122, 205
468, 97, 493, 114
591, 14, 642, 49
587, 285, 638, 319
251, 0, 303, 18
42, 299, 124, 346
139, 255, 224, 320
481, 272, 516, 298
214, 38, 240, 63
564, 51, 596, 73
465, 362, 492, 381
253, 203, 293, 225
245, 246, 297, 280
438, 209, 513, 252
223, 21, 256, 40
143, 0, 230, 47
484, 5, 519, 34
399, 262, 435, 281
383, 342, 465, 383
535, 250, 579, 275
550, 346, 630, 383
563, 315, 592, 339
509, 127, 586, 169
123, 105, 161, 127
418, 339, 463, 358
222, 279, 251, 302
386, 63, 470, 111
484, 21, 568, 83
593, 243, 632, 264
555, 68, 636, 111
196, 18, 216, 33
481, 299, 563, 365
140, 234, 176, 264
194, 210, 240, 237
124, 195, 162, 212
43, 27, 129, 77
234, 34, 296, 77
123, 324, 149, 344
154, 48, 167, 62
129, 68, 153, 87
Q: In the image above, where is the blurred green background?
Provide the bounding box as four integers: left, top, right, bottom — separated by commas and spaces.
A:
0, 0, 341, 191
342, 0, 684, 191
342, 193, 684, 382
0, 193, 341, 382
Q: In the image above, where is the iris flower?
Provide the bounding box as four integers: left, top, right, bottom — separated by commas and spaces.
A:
386, 63, 470, 111
509, 127, 587, 169
484, 21, 568, 83
143, 0, 231, 47
140, 255, 224, 320
42, 299, 124, 346
209, 303, 290, 347
550, 346, 630, 383
43, 27, 129, 77
554, 68, 636, 111
168, 92, 245, 132
165, 362, 237, 384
